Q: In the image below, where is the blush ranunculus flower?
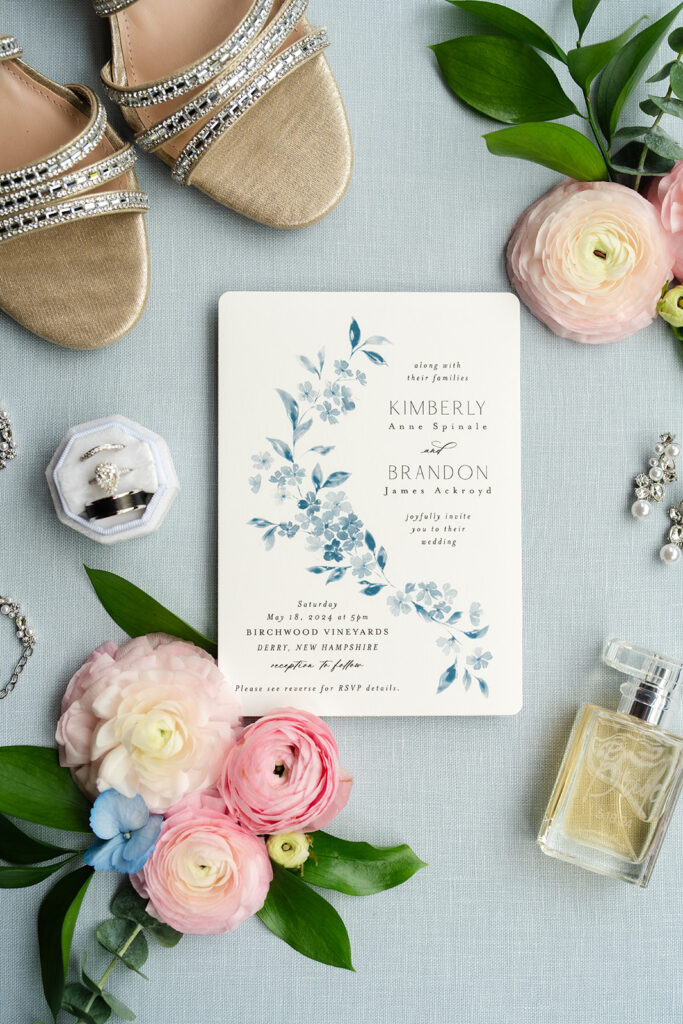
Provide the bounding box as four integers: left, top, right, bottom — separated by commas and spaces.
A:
56, 634, 241, 813
131, 789, 272, 934
219, 708, 352, 834
507, 179, 673, 344
647, 162, 683, 279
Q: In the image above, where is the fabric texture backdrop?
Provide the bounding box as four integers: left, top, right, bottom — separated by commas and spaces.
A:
1, 1, 682, 1022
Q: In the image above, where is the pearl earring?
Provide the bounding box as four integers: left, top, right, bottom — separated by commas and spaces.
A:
631, 432, 679, 520
661, 501, 683, 564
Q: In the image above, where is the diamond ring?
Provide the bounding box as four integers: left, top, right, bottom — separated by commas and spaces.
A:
80, 442, 126, 462
89, 461, 133, 495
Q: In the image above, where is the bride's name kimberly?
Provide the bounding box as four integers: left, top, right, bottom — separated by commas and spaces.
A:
388, 399, 485, 416
388, 398, 488, 432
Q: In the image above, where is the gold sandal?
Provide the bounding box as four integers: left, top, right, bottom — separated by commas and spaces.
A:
0, 36, 150, 350
94, 0, 353, 228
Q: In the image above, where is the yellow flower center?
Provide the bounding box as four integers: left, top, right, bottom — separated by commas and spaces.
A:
130, 710, 184, 758
571, 220, 637, 287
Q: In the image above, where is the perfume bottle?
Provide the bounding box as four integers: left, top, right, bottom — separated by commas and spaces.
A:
538, 639, 683, 886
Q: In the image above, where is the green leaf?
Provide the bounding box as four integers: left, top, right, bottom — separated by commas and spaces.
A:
610, 140, 675, 175
430, 36, 579, 124
96, 920, 149, 976
0, 856, 77, 888
102, 991, 136, 1022
612, 125, 648, 141
567, 19, 647, 89
642, 125, 683, 159
613, 125, 683, 160
0, 812, 78, 864
301, 832, 426, 896
647, 60, 676, 81
62, 983, 111, 1024
38, 866, 93, 1021
81, 956, 102, 996
0, 746, 91, 833
447, 2, 567, 62
596, 4, 683, 140
483, 121, 608, 180
670, 62, 683, 97
640, 97, 663, 115
84, 566, 217, 659
572, 0, 603, 39
669, 27, 683, 50
111, 883, 183, 948
257, 863, 354, 970
643, 93, 683, 117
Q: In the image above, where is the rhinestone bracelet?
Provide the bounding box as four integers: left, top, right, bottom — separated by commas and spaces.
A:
0, 597, 36, 700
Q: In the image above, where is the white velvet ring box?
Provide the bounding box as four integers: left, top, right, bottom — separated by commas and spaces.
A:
46, 415, 180, 545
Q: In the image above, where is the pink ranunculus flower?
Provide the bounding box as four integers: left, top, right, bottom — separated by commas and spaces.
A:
219, 708, 352, 834
647, 162, 683, 279
507, 179, 673, 344
55, 634, 241, 813
131, 789, 272, 934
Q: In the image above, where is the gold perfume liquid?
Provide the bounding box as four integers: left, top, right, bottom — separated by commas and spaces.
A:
539, 641, 683, 886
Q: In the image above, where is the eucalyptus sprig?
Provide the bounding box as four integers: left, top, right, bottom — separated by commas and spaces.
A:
432, 0, 683, 187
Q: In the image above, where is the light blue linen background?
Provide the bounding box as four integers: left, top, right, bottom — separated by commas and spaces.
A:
1, 1, 682, 1022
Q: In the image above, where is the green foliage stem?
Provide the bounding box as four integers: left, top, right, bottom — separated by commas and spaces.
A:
635, 47, 683, 189
72, 924, 143, 1024
434, 0, 683, 187
584, 89, 614, 179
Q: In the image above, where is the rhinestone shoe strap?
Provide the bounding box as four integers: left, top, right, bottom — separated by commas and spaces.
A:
0, 35, 22, 62
135, 0, 308, 153
0, 190, 149, 244
0, 144, 138, 217
93, 0, 140, 16
0, 85, 107, 194
0, 85, 148, 244
100, 0, 275, 108
172, 28, 329, 185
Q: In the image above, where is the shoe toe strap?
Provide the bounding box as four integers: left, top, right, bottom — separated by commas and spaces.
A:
0, 36, 22, 62
93, 0, 140, 17
135, 0, 310, 153
0, 86, 148, 244
101, 0, 276, 109
172, 27, 329, 185
98, 0, 330, 185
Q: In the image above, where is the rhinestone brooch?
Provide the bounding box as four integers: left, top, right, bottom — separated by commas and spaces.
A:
0, 410, 16, 469
631, 432, 679, 519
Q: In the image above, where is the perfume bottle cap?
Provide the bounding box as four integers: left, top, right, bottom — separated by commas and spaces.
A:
604, 638, 683, 727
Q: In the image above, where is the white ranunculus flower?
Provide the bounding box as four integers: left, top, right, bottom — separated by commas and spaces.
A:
56, 634, 241, 813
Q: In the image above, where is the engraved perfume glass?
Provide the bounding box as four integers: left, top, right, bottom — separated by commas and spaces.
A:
538, 639, 683, 886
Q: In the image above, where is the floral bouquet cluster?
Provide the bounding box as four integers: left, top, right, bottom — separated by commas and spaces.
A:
0, 570, 423, 1024
433, 0, 683, 348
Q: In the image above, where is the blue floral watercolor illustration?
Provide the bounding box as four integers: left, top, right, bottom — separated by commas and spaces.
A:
247, 317, 491, 696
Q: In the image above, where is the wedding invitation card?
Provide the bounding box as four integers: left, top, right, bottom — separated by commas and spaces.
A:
218, 293, 522, 716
